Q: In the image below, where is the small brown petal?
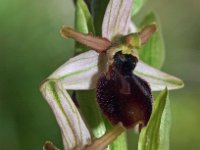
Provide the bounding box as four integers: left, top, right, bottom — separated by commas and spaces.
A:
60, 26, 111, 53
43, 141, 59, 150
139, 24, 157, 45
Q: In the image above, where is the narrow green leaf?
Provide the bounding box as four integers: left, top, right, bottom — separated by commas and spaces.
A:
159, 91, 171, 150
132, 0, 147, 16
138, 88, 170, 150
139, 12, 165, 69
75, 0, 95, 54
91, 0, 109, 36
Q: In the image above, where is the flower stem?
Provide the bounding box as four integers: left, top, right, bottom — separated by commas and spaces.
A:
86, 122, 126, 150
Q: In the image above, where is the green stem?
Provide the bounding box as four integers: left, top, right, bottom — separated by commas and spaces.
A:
86, 122, 126, 150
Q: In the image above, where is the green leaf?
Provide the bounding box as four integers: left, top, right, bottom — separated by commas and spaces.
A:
139, 12, 165, 69
91, 0, 109, 36
75, 0, 95, 54
138, 88, 171, 150
132, 0, 147, 16
158, 92, 171, 150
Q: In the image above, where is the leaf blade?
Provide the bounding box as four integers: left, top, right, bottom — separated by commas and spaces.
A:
158, 92, 171, 150
91, 0, 109, 36
138, 88, 170, 150
75, 0, 95, 53
132, 0, 147, 16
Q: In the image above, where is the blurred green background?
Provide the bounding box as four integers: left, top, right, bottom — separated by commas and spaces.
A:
0, 0, 199, 150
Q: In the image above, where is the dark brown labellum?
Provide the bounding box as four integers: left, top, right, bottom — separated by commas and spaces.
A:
96, 51, 152, 129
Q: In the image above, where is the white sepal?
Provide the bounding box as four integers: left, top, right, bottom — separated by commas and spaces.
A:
40, 80, 91, 150
48, 50, 106, 90
102, 0, 133, 40
135, 61, 184, 91
48, 50, 183, 91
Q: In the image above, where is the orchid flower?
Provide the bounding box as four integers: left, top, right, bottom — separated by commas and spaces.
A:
40, 0, 183, 150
